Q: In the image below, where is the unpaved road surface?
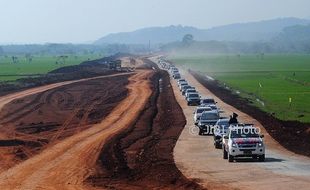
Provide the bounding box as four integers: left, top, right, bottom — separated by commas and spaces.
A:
0, 71, 153, 190
87, 68, 202, 189
0, 73, 132, 113
171, 68, 310, 190
0, 73, 131, 172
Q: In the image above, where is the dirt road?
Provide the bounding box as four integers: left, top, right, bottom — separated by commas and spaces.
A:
0, 72, 132, 171
171, 68, 310, 190
0, 71, 153, 190
0, 73, 132, 113
87, 68, 203, 189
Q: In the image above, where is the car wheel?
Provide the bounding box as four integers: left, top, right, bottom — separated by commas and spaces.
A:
215, 142, 221, 149
228, 154, 234, 162
258, 154, 265, 162
223, 148, 228, 159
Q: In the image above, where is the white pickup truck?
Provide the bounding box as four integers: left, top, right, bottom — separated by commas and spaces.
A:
222, 124, 265, 162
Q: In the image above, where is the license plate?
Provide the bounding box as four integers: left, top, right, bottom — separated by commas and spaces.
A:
244, 150, 252, 155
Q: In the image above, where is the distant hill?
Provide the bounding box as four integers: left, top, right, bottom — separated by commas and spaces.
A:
274, 24, 310, 42
95, 25, 199, 45
271, 24, 310, 52
95, 17, 310, 44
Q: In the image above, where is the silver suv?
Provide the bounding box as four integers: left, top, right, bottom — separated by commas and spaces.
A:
197, 110, 219, 135
186, 93, 201, 106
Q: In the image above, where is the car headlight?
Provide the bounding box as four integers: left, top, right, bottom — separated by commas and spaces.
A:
232, 143, 237, 148
258, 143, 264, 147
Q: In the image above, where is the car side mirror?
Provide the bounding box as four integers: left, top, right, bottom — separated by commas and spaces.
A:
223, 135, 228, 139
260, 134, 264, 138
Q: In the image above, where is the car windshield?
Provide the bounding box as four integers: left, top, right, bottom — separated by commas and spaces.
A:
189, 94, 199, 98
202, 99, 215, 104
230, 128, 260, 138
209, 105, 217, 110
201, 113, 219, 120
216, 121, 229, 132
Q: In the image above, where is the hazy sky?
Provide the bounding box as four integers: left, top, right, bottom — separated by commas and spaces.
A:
1, 0, 309, 44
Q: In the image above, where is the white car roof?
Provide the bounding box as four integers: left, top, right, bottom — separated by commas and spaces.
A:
188, 92, 199, 95
201, 110, 219, 114
201, 97, 215, 100
196, 107, 212, 110
186, 89, 196, 91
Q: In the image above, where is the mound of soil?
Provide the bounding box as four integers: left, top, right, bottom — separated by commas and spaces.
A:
190, 70, 310, 157
87, 69, 204, 189
81, 52, 134, 66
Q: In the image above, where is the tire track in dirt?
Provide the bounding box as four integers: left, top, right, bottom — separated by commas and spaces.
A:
87, 66, 203, 189
0, 73, 132, 113
0, 70, 153, 190
0, 72, 132, 173
0, 73, 130, 125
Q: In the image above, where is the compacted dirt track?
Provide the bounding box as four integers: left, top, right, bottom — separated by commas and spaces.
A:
0, 71, 153, 189
0, 73, 131, 171
87, 69, 203, 190
0, 73, 130, 112
0, 60, 203, 190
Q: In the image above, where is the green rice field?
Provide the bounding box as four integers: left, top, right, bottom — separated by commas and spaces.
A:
169, 54, 310, 123
0, 54, 101, 82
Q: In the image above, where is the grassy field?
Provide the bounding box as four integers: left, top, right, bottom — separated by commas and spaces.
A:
0, 54, 101, 82
169, 54, 310, 123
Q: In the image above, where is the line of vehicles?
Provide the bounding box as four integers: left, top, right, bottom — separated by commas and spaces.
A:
160, 59, 266, 162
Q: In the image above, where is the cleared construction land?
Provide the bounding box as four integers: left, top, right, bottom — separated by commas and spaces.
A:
0, 55, 309, 190
0, 58, 202, 189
